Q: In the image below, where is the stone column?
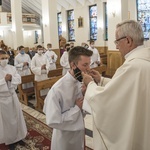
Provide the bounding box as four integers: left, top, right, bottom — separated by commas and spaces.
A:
11, 0, 23, 49
41, 0, 59, 48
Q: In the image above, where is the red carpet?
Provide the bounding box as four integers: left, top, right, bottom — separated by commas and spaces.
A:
0, 111, 51, 150
0, 111, 93, 150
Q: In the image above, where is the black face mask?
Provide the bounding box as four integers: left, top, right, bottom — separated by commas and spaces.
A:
73, 66, 83, 82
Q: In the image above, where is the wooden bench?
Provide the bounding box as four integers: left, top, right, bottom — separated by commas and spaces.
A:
18, 74, 35, 105
93, 65, 107, 75
48, 68, 63, 78
34, 76, 62, 112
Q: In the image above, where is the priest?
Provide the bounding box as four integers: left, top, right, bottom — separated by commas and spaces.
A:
82, 20, 150, 150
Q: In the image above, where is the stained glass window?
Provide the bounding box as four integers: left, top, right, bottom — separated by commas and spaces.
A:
57, 12, 62, 36
137, 0, 150, 39
67, 10, 75, 41
104, 2, 108, 41
89, 5, 97, 40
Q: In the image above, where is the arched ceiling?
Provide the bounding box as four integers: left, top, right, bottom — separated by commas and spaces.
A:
1, 0, 96, 19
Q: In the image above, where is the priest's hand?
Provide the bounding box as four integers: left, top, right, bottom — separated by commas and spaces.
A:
75, 98, 83, 110
5, 74, 12, 81
89, 69, 101, 84
82, 72, 93, 86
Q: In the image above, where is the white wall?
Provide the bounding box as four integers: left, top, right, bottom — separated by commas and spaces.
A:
3, 29, 14, 48
74, 4, 89, 46
23, 30, 43, 48
0, 29, 42, 49
23, 30, 35, 48
128, 0, 137, 20
0, 28, 14, 49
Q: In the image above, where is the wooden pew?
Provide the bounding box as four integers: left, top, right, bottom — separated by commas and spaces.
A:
93, 65, 107, 75
35, 76, 62, 112
48, 68, 63, 78
18, 74, 35, 105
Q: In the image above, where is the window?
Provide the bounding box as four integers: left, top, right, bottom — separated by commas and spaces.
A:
89, 5, 97, 40
67, 9, 75, 41
35, 31, 38, 44
137, 0, 150, 39
104, 2, 108, 41
57, 12, 62, 36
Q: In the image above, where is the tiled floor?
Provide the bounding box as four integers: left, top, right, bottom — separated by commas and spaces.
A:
21, 102, 94, 149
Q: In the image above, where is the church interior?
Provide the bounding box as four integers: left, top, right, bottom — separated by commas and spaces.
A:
0, 0, 149, 149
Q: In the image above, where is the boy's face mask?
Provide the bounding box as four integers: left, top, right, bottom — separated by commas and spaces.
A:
37, 50, 43, 55
0, 59, 8, 67
73, 64, 83, 82
20, 50, 25, 55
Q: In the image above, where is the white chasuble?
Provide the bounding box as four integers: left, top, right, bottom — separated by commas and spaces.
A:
84, 46, 150, 150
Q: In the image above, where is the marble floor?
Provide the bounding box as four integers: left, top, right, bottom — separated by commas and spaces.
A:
21, 102, 94, 149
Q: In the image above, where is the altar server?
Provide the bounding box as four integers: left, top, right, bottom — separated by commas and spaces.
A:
60, 43, 70, 75
88, 40, 101, 68
31, 45, 50, 96
44, 43, 58, 70
43, 46, 93, 150
0, 50, 27, 149
15, 46, 32, 89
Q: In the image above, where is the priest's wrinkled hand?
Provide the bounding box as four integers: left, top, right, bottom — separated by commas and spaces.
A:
75, 98, 83, 110
82, 72, 93, 86
5, 74, 12, 81
89, 69, 101, 84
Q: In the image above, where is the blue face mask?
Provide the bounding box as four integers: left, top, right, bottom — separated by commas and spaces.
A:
20, 50, 25, 55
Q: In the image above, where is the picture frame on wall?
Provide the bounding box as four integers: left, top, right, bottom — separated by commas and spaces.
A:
78, 17, 83, 28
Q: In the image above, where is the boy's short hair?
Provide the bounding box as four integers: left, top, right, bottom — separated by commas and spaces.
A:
65, 43, 70, 48
68, 46, 93, 64
89, 40, 95, 45
18, 45, 24, 50
37, 45, 43, 49
47, 43, 52, 47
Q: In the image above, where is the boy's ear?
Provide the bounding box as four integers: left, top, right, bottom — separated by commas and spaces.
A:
70, 62, 76, 69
